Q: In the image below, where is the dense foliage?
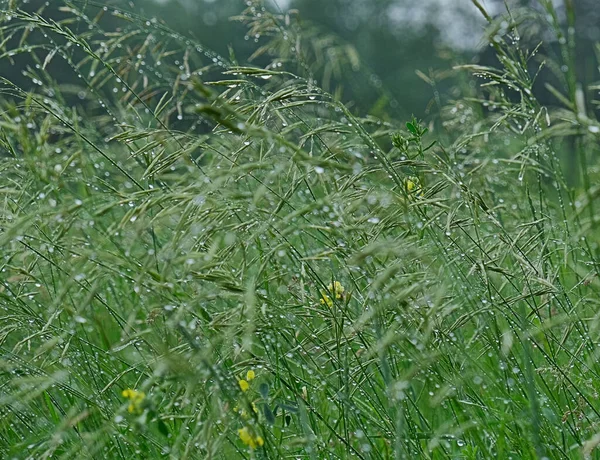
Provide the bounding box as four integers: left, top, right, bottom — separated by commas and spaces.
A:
1, 0, 600, 458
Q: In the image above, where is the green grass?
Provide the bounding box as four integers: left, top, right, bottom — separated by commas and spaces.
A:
1, 0, 600, 458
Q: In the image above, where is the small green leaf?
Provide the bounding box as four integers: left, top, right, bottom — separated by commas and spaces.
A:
406, 122, 417, 134
263, 404, 275, 425
259, 383, 269, 398
157, 419, 170, 437
280, 403, 299, 413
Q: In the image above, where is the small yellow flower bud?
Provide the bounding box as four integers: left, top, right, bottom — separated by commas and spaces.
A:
238, 379, 249, 392
121, 388, 145, 414
238, 426, 264, 449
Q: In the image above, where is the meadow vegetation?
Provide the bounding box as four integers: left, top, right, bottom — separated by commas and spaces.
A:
1, 0, 600, 458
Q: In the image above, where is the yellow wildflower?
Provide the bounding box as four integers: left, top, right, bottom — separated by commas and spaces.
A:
246, 369, 255, 381
320, 281, 345, 307
237, 402, 259, 419
320, 293, 333, 307
238, 426, 264, 449
330, 281, 344, 298
238, 379, 249, 392
404, 176, 423, 197
121, 388, 145, 414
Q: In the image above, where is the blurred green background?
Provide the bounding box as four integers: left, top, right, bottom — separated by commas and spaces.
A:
135, 0, 487, 120
129, 0, 599, 121
10, 0, 598, 122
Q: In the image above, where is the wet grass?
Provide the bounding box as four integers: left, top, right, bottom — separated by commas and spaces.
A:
1, 0, 600, 458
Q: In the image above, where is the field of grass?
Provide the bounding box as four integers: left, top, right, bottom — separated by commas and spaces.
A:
2, 0, 600, 458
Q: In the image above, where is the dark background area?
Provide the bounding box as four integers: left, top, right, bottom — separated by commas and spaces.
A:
124, 0, 600, 120
3, 0, 599, 122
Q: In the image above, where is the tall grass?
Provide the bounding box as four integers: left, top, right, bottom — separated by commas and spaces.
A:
1, 0, 600, 458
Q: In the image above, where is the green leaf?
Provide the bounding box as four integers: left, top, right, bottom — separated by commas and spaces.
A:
157, 419, 170, 437
259, 383, 269, 398
263, 404, 275, 425
280, 403, 299, 413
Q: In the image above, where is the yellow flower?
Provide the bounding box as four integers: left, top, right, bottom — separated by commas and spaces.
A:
246, 370, 255, 381
320, 294, 333, 307
121, 388, 145, 414
238, 379, 249, 392
404, 176, 423, 197
330, 281, 344, 298
320, 281, 344, 306
238, 426, 264, 449
237, 402, 259, 419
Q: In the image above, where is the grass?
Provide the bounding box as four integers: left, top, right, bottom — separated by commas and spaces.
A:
1, 0, 600, 458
